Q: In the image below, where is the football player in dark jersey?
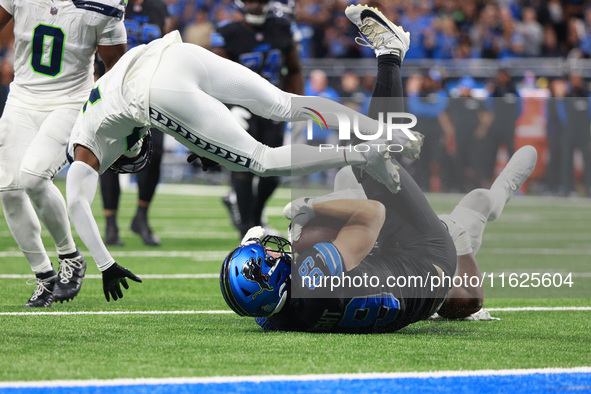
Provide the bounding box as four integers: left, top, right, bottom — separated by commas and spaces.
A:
220, 5, 444, 333
99, 0, 172, 246
211, 0, 304, 237
220, 5, 536, 332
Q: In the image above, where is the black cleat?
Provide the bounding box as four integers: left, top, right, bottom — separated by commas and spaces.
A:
24, 275, 56, 308
222, 191, 242, 231
105, 216, 124, 246
131, 215, 161, 246
53, 251, 87, 303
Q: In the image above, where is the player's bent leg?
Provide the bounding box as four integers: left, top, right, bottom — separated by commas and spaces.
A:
132, 129, 163, 247
437, 254, 484, 319
100, 170, 124, 246
166, 44, 419, 154
449, 188, 495, 255
488, 145, 537, 221
148, 86, 391, 184
0, 190, 52, 273
20, 108, 79, 256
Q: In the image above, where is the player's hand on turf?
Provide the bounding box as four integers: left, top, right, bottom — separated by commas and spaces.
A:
102, 263, 142, 302
241, 226, 265, 245
186, 153, 219, 171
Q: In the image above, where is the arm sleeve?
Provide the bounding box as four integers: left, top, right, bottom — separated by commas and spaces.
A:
98, 17, 128, 46
66, 161, 115, 271
0, 0, 13, 16
294, 243, 344, 291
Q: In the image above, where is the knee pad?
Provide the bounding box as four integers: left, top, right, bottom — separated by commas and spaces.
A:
20, 171, 47, 199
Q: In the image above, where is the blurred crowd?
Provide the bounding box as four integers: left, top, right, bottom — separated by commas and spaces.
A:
302, 67, 591, 197
163, 0, 591, 60
0, 0, 589, 196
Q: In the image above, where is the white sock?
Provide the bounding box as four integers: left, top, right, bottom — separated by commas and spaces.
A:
20, 172, 77, 256
449, 189, 495, 255
66, 161, 115, 271
333, 166, 365, 193
0, 189, 53, 273
488, 184, 510, 222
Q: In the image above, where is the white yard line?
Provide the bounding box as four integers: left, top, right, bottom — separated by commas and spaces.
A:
0, 367, 590, 388
0, 274, 219, 279
0, 306, 589, 317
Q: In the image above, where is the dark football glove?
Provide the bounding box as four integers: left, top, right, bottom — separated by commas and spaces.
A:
102, 263, 142, 302
187, 153, 220, 171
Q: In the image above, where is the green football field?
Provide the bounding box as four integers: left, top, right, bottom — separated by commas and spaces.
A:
1, 181, 590, 385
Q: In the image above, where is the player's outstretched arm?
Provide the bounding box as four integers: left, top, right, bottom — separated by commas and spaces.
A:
310, 199, 385, 271
97, 44, 127, 72
66, 146, 141, 301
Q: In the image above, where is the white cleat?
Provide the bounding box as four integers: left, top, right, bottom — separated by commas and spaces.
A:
400, 130, 424, 160
345, 4, 410, 59
489, 145, 537, 220
355, 141, 401, 194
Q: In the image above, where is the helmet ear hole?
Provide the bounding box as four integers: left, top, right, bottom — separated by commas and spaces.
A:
241, 288, 252, 297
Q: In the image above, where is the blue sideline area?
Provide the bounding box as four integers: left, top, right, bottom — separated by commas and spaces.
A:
2, 372, 591, 393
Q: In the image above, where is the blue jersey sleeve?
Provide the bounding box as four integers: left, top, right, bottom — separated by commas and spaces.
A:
294, 243, 344, 292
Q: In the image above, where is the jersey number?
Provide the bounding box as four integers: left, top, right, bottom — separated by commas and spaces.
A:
339, 293, 400, 329
31, 24, 65, 77
239, 49, 282, 86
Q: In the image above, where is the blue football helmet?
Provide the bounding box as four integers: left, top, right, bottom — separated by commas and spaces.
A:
220, 235, 292, 317
234, 0, 271, 26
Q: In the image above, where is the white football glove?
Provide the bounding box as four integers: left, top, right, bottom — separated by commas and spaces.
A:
240, 226, 265, 246
284, 190, 367, 243
283, 197, 315, 243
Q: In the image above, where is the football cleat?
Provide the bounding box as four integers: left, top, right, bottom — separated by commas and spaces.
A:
354, 140, 401, 194
105, 218, 124, 246
222, 191, 242, 231
489, 145, 537, 221
24, 274, 56, 308
400, 130, 424, 160
131, 214, 161, 246
53, 251, 87, 303
345, 4, 410, 59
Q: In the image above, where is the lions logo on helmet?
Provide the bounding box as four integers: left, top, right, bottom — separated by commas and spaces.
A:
242, 256, 273, 299
220, 236, 291, 317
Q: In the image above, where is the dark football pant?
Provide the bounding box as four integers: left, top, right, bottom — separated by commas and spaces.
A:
349, 55, 457, 327
231, 115, 285, 233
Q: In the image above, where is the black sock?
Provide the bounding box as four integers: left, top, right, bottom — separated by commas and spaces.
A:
232, 172, 254, 228
106, 214, 118, 229
135, 206, 149, 220
36, 269, 56, 280
254, 176, 280, 226
100, 169, 120, 211
137, 129, 163, 203
58, 250, 80, 260
368, 54, 404, 120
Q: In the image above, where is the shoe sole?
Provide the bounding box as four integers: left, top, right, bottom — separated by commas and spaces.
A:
345, 4, 410, 48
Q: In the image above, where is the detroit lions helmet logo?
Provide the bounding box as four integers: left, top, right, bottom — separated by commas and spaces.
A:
242, 257, 274, 299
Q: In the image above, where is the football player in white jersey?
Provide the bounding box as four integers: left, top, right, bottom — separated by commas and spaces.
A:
0, 0, 127, 307
64, 30, 423, 302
